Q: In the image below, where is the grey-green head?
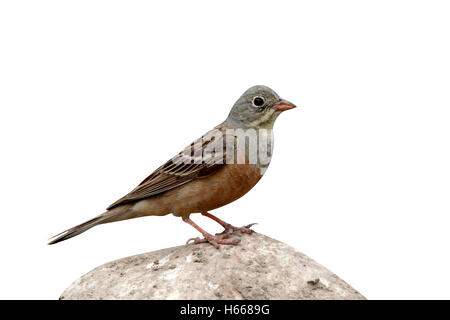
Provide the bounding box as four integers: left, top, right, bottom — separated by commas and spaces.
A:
225, 85, 296, 129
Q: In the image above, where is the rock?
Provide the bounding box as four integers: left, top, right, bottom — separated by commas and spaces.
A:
60, 232, 365, 300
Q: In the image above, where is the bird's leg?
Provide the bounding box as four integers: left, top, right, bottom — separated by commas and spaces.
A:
183, 217, 240, 249
201, 212, 256, 235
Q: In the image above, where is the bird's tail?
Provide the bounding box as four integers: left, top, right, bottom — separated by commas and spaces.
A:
48, 212, 111, 245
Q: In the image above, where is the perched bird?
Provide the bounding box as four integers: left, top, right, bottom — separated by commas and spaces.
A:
48, 85, 296, 248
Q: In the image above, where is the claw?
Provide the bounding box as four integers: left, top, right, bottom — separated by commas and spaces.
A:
186, 237, 203, 245
241, 223, 257, 234
217, 222, 257, 235
209, 239, 220, 249
186, 234, 240, 249
214, 232, 230, 238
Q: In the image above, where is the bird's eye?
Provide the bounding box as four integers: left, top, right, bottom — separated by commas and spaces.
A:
252, 96, 265, 107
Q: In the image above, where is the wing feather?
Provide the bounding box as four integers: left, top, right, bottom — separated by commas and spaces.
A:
106, 126, 232, 210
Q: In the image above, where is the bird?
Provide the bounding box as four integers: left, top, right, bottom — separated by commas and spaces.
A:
48, 85, 296, 248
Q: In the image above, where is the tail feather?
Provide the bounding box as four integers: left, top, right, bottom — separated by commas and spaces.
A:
48, 214, 110, 245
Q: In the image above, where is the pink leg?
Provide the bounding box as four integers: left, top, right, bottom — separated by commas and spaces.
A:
183, 217, 240, 249
201, 212, 256, 235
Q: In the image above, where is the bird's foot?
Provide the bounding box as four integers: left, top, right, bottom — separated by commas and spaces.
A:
201, 212, 257, 236
186, 233, 240, 249
217, 223, 257, 236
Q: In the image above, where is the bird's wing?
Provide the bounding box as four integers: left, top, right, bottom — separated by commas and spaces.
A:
106, 126, 234, 210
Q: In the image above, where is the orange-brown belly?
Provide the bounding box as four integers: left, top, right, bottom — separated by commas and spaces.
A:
167, 164, 262, 217
127, 164, 262, 220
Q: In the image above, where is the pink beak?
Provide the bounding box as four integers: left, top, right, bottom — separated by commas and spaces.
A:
272, 99, 297, 111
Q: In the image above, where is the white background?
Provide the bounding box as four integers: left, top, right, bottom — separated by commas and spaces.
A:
1, 1, 449, 300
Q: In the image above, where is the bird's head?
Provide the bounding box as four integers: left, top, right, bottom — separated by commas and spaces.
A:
225, 85, 296, 129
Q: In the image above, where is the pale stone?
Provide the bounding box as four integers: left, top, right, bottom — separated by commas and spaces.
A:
60, 232, 365, 300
